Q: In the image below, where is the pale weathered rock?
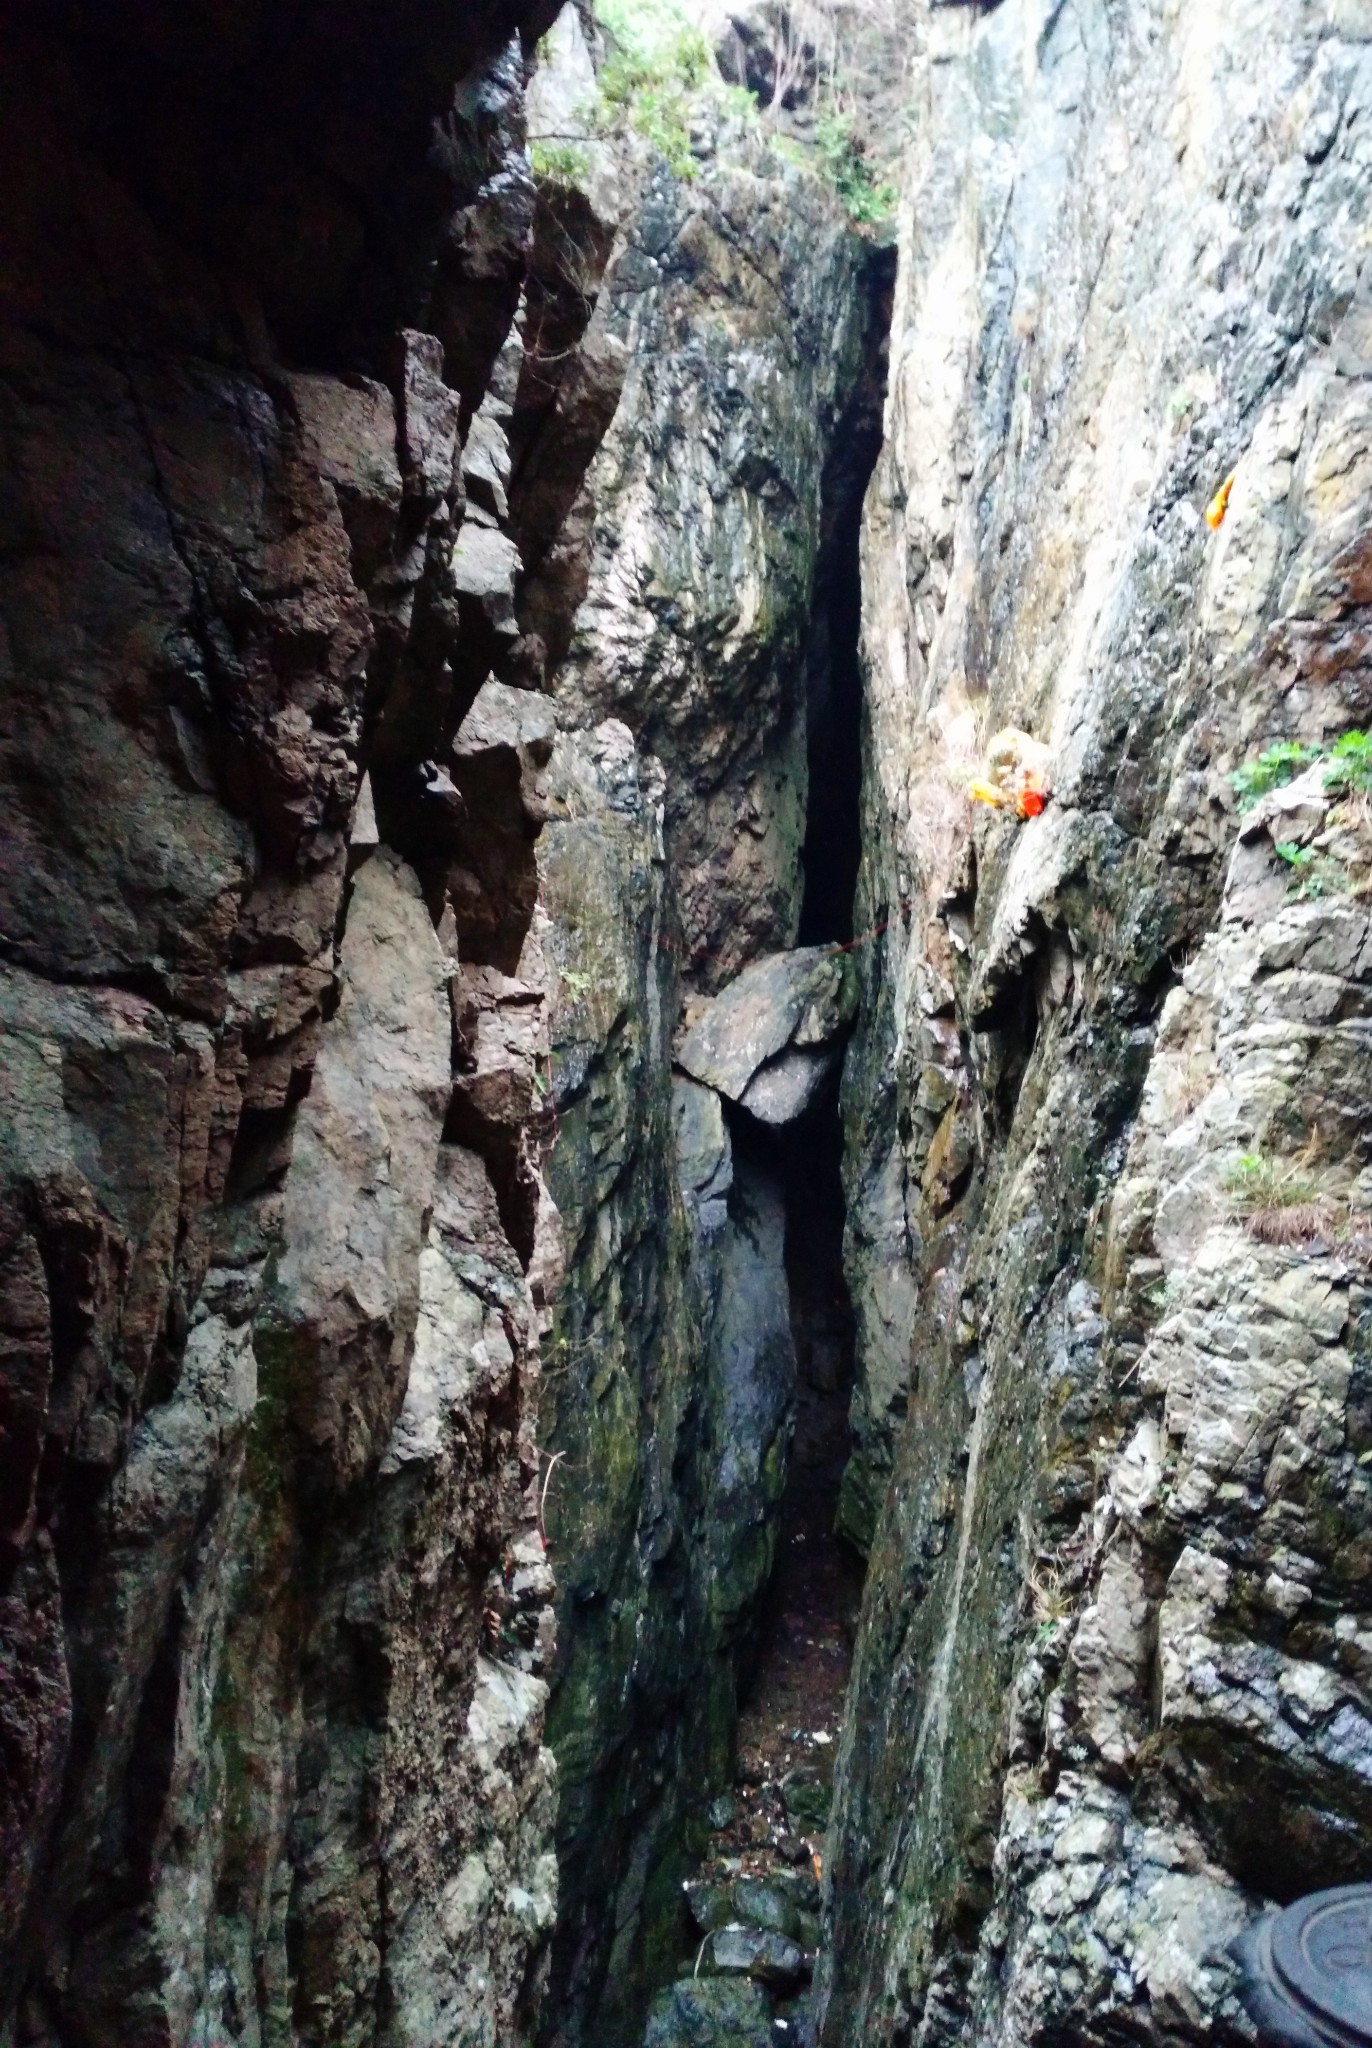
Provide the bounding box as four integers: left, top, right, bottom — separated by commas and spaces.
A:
263, 848, 450, 1487
821, 3, 1372, 2045
453, 521, 524, 628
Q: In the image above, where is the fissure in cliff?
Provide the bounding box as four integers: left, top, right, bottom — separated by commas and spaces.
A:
7, 8, 1372, 2048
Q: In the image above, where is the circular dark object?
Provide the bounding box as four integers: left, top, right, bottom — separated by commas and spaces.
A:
1237, 1887, 1372, 2047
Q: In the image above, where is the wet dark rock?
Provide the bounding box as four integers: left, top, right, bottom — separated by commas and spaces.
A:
535, 87, 883, 2046
686, 1882, 740, 1936
732, 1879, 807, 1944
642, 1977, 775, 2048
780, 1775, 830, 1836
0, 0, 582, 2036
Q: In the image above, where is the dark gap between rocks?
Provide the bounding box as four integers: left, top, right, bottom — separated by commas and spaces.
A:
735, 1073, 865, 1805
797, 239, 895, 949
650, 250, 894, 2048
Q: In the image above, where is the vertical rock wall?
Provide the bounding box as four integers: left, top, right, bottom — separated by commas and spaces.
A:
527, 72, 888, 2048
0, 4, 617, 2041
824, 2, 1372, 2043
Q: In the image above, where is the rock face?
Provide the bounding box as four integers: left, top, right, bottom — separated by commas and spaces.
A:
641, 1977, 774, 2048
527, 48, 892, 2047
821, 3, 1372, 2045
15, 5, 1368, 2048
0, 1, 615, 2039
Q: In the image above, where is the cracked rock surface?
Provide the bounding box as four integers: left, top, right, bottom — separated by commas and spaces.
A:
528, 39, 890, 2045
0, 1, 599, 2039
821, 3, 1372, 2045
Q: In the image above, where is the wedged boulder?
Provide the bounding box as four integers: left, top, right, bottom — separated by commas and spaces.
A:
686, 1872, 815, 1946
706, 1922, 809, 1991
675, 947, 856, 1126
641, 1975, 774, 2048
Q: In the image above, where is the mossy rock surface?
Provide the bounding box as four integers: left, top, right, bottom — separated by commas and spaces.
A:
641, 1976, 774, 2048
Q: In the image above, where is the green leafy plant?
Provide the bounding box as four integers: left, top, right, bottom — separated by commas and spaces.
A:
1228, 740, 1323, 813
812, 109, 896, 227
1223, 1151, 1320, 1213
1141, 1273, 1177, 1314
532, 137, 593, 183
1323, 728, 1372, 798
1027, 1558, 1073, 1647
595, 0, 712, 179
1275, 841, 1349, 900
1229, 729, 1372, 815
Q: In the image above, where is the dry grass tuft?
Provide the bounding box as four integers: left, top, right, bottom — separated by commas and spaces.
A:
1246, 1202, 1341, 1246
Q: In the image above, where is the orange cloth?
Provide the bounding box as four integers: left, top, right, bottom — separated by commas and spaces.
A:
971, 730, 1051, 819
1205, 471, 1235, 530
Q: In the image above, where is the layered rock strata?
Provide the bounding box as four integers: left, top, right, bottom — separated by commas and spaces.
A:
0, 3, 618, 2040
822, 3, 1372, 2043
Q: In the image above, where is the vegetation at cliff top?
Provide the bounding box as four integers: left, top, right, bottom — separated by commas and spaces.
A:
532, 0, 900, 226
1224, 1151, 1322, 1212
1274, 841, 1352, 900
596, 0, 713, 181
1224, 1146, 1372, 1255
1228, 739, 1324, 812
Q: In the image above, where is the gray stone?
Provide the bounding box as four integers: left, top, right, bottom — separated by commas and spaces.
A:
674, 1076, 734, 1205
641, 1976, 775, 2048
462, 404, 513, 522
684, 1880, 738, 1934
707, 1923, 809, 1991
731, 1878, 805, 1942
676, 949, 857, 1121
740, 1045, 838, 1127
451, 521, 522, 632
821, 4, 1372, 2046
265, 848, 452, 1489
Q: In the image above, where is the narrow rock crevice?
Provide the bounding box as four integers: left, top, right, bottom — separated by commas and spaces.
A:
631, 237, 895, 2048
799, 242, 896, 951
730, 237, 896, 1765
